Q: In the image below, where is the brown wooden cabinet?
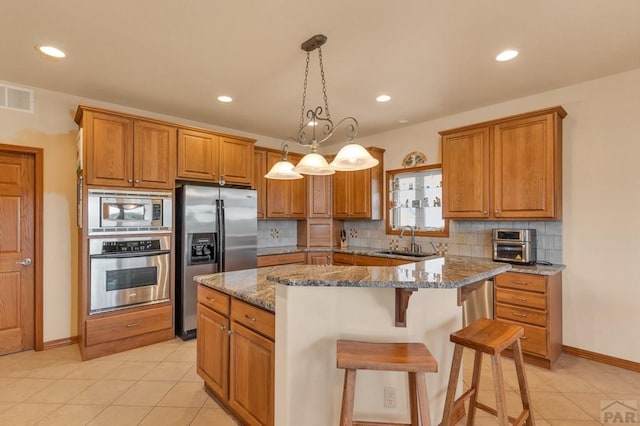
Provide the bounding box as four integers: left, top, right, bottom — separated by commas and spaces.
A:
333, 147, 385, 220
81, 303, 174, 360
494, 271, 562, 369
197, 286, 275, 426
254, 149, 267, 219
441, 107, 566, 220
265, 151, 306, 219
177, 129, 255, 186
307, 251, 332, 265
257, 252, 306, 267
76, 107, 176, 189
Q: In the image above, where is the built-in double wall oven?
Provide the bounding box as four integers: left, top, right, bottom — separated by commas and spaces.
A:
87, 190, 173, 314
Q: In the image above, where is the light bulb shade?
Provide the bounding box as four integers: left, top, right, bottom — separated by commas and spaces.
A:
293, 152, 335, 175
329, 143, 379, 171
264, 160, 303, 180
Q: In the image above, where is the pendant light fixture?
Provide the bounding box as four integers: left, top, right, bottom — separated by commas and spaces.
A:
264, 34, 379, 180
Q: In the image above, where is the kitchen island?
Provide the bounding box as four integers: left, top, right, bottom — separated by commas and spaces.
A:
195, 255, 511, 425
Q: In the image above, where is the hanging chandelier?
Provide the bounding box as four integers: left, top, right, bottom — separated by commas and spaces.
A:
264, 34, 379, 180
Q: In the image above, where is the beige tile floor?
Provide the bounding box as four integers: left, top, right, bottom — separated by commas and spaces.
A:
0, 339, 638, 425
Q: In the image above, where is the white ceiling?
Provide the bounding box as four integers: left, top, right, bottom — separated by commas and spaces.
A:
2, 1, 640, 142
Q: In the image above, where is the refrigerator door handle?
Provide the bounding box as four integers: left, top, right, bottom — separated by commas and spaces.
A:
219, 199, 225, 271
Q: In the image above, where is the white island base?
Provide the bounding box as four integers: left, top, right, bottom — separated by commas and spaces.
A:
275, 284, 463, 425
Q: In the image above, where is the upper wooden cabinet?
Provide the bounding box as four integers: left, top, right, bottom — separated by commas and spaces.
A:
440, 106, 566, 220
308, 174, 332, 218
177, 130, 255, 186
265, 151, 306, 219
254, 149, 267, 219
76, 107, 176, 189
333, 147, 385, 220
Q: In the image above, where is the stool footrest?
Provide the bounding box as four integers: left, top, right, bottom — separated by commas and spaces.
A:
353, 422, 411, 426
475, 401, 529, 425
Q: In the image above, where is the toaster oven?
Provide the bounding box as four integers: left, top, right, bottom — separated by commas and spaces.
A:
492, 229, 537, 265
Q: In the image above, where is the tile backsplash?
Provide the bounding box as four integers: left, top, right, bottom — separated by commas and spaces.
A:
257, 220, 298, 248
257, 218, 563, 264
340, 220, 563, 264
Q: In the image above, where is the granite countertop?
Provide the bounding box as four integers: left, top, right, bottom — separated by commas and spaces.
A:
266, 255, 511, 289
258, 245, 566, 275
195, 267, 278, 312
194, 255, 513, 312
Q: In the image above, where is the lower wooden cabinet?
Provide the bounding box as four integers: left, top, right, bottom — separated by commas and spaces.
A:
197, 286, 275, 426
229, 321, 275, 426
307, 251, 332, 265
257, 252, 306, 267
81, 304, 173, 360
494, 271, 562, 369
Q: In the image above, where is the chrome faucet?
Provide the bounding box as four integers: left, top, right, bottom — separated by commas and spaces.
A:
400, 225, 420, 253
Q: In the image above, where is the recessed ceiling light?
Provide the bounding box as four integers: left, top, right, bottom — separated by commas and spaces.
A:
398, 119, 409, 124
217, 95, 233, 103
36, 45, 66, 59
376, 95, 391, 103
496, 49, 519, 62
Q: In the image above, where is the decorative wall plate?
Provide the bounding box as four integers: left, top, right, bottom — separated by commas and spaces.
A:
402, 151, 426, 168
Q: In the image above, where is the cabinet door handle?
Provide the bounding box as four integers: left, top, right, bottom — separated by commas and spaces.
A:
511, 280, 528, 285
219, 325, 225, 331
520, 336, 528, 340
126, 322, 140, 328
512, 311, 528, 317
135, 179, 140, 183
494, 209, 499, 215
512, 296, 528, 302
244, 314, 257, 322
483, 210, 487, 215
227, 329, 233, 336
206, 297, 215, 302
128, 179, 133, 183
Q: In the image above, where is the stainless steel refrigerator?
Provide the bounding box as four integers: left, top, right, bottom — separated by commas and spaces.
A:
175, 184, 257, 339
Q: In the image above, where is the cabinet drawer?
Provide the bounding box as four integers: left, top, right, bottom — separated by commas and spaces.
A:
257, 252, 306, 267
354, 255, 389, 266
231, 299, 275, 340
495, 288, 547, 310
198, 286, 230, 316
495, 303, 547, 327
495, 272, 546, 293
500, 320, 548, 357
333, 252, 354, 265
86, 305, 172, 347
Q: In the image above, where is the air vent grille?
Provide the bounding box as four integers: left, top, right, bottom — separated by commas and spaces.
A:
0, 84, 34, 113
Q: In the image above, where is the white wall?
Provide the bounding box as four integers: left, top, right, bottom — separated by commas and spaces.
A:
0, 80, 283, 342
357, 68, 640, 362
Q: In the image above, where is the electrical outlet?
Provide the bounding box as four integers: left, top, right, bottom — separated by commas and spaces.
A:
383, 386, 396, 408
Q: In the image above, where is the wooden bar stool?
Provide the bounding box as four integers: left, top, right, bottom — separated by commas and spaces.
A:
337, 339, 438, 426
441, 318, 535, 426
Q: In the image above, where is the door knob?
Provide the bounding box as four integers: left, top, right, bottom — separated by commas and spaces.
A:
16, 258, 32, 266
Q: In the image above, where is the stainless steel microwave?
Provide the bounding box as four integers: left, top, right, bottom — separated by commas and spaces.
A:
87, 189, 172, 235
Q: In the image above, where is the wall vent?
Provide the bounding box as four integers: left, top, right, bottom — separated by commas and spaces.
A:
0, 84, 34, 113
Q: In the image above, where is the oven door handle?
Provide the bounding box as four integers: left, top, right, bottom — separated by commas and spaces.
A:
90, 250, 171, 259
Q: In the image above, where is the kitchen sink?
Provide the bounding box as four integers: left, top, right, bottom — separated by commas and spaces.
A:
375, 250, 437, 258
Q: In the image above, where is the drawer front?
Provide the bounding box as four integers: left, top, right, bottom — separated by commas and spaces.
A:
496, 288, 547, 310
354, 255, 389, 266
333, 252, 354, 265
198, 286, 230, 316
495, 272, 547, 293
500, 320, 548, 357
86, 305, 172, 347
495, 303, 547, 327
257, 252, 306, 267
231, 298, 275, 340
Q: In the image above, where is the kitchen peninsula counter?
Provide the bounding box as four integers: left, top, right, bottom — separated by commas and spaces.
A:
194, 256, 511, 425
193, 255, 512, 313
